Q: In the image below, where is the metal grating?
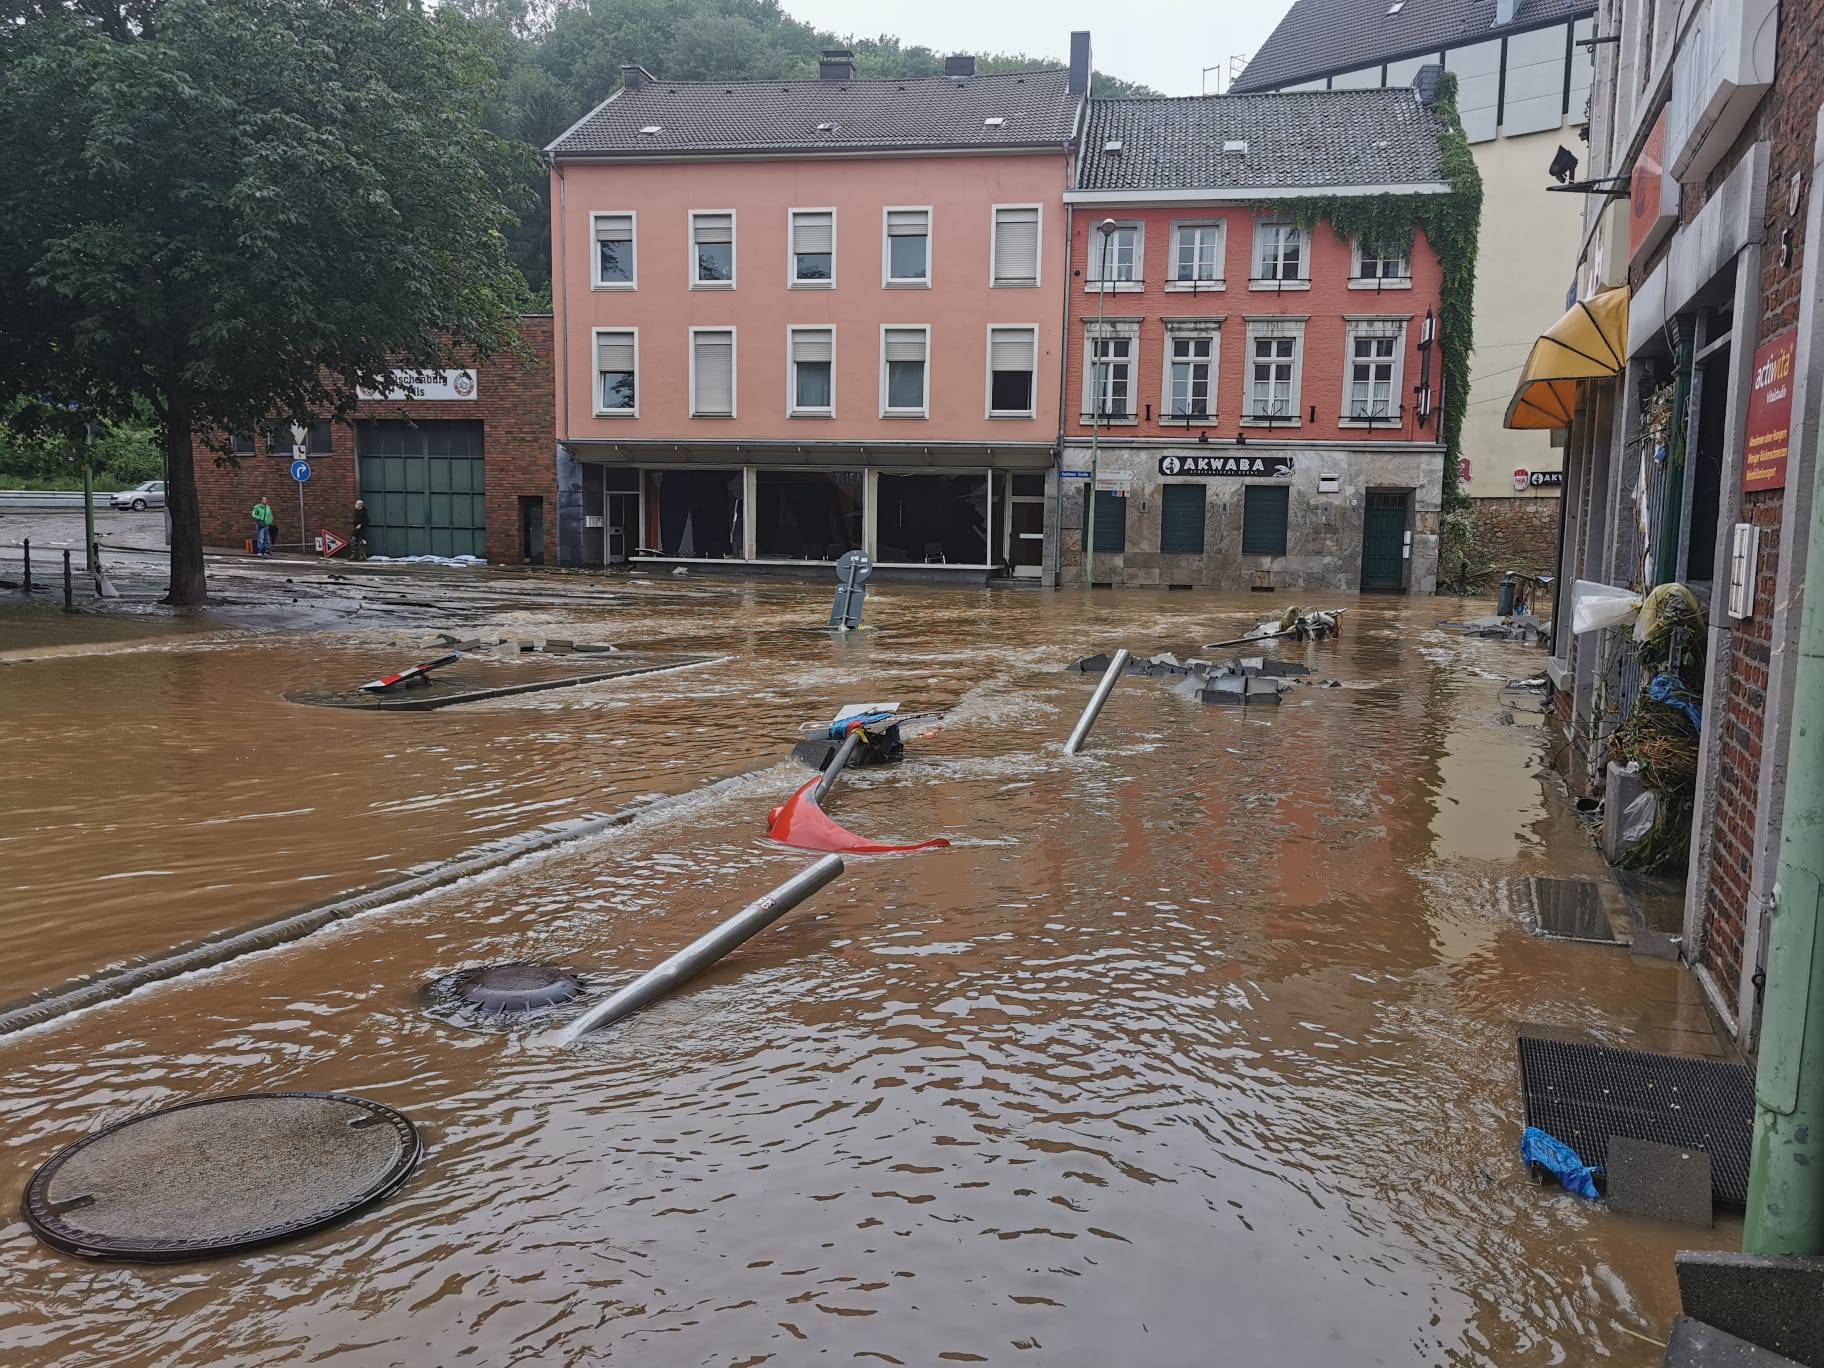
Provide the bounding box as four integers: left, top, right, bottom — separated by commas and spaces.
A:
1528, 876, 1615, 943
1516, 1034, 1754, 1203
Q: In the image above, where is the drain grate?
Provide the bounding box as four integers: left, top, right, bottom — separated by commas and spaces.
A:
433, 962, 584, 1015
1528, 877, 1615, 942
1516, 1034, 1753, 1203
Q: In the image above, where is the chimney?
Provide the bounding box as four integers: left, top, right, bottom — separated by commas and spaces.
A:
819, 49, 855, 81
620, 63, 655, 91
1068, 31, 1092, 98
1494, 0, 1515, 22
945, 53, 976, 78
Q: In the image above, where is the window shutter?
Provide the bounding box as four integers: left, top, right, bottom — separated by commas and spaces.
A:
1242, 485, 1290, 555
693, 213, 733, 244
989, 328, 1035, 371
595, 332, 634, 372
792, 212, 833, 254
1159, 484, 1206, 554
692, 332, 734, 414
993, 207, 1040, 284
883, 328, 926, 362
886, 209, 928, 236
594, 214, 632, 242
792, 329, 833, 364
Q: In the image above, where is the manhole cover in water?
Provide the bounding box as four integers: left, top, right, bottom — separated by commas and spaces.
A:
23, 1092, 421, 1262
437, 962, 584, 1014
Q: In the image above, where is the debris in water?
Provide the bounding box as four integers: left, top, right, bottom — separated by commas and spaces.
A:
1520, 1125, 1602, 1200
767, 776, 949, 854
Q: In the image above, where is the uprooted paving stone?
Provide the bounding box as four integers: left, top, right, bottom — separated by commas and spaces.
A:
1439, 613, 1552, 643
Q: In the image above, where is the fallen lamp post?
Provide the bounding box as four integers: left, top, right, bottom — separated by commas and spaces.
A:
1065, 647, 1130, 755
562, 853, 846, 1041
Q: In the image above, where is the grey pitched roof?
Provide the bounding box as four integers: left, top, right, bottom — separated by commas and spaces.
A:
1232, 0, 1593, 93
1076, 90, 1447, 192
548, 69, 1078, 158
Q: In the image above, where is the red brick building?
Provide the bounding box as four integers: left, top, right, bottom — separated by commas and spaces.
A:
192, 315, 557, 566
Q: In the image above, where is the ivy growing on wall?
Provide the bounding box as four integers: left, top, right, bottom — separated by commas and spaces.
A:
1262, 73, 1483, 511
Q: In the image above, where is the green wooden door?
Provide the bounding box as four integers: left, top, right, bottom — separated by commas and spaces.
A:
1361, 490, 1409, 591
355, 420, 486, 558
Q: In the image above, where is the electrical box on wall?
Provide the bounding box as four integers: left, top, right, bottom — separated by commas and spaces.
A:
1727, 521, 1759, 619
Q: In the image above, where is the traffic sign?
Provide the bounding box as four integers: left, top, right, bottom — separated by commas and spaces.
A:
321, 529, 348, 557
290, 459, 311, 483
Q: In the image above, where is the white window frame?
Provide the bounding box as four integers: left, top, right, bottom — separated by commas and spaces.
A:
1242, 318, 1305, 427
1350, 237, 1413, 289
1340, 317, 1408, 425
989, 203, 1043, 288
590, 210, 637, 290
1081, 320, 1140, 424
1086, 221, 1143, 292
1166, 220, 1226, 291
687, 326, 737, 419
1159, 320, 1222, 425
787, 207, 837, 289
984, 324, 1040, 419
882, 206, 933, 288
1250, 222, 1310, 291
591, 326, 639, 418
688, 209, 737, 290
879, 324, 931, 418
787, 324, 836, 418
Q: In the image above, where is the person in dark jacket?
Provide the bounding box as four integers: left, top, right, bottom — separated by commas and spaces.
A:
352, 499, 370, 560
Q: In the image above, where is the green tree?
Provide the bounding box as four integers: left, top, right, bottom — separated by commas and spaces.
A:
0, 0, 533, 603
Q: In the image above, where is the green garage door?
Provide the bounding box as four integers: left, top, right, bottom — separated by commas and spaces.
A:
356, 420, 486, 558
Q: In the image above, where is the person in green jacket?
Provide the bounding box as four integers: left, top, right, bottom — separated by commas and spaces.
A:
251, 497, 274, 557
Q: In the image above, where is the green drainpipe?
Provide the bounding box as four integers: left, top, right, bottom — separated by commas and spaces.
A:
1742, 389, 1824, 1255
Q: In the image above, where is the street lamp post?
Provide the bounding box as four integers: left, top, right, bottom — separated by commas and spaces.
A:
1084, 217, 1117, 590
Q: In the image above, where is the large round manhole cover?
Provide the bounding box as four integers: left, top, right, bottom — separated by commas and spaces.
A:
430, 962, 584, 1015
23, 1092, 421, 1262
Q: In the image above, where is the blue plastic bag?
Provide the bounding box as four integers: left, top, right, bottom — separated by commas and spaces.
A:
1521, 1126, 1601, 1199
1646, 673, 1702, 729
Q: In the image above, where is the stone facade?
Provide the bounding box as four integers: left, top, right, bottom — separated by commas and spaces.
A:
1056, 439, 1443, 591
193, 317, 556, 566
1463, 494, 1563, 579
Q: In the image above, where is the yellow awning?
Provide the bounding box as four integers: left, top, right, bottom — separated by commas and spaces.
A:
1503, 286, 1630, 430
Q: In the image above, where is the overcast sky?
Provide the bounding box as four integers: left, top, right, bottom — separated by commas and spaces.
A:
779, 0, 1296, 98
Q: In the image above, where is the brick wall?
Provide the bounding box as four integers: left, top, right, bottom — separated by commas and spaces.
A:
1693, 0, 1822, 1016
193, 316, 556, 566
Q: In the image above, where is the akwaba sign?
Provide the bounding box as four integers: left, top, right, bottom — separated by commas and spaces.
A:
1158, 454, 1295, 478
1743, 328, 1796, 492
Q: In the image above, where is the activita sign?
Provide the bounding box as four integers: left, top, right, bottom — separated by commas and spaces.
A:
1158, 454, 1294, 478
1743, 328, 1796, 492
1513, 469, 1565, 490
357, 368, 478, 402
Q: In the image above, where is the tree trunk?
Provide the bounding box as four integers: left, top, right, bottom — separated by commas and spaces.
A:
162, 397, 208, 605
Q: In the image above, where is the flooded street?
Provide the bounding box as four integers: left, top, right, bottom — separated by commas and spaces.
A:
0, 578, 1735, 1364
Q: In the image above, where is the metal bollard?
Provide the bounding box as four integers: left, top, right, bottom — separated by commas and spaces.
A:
21, 539, 29, 592
811, 727, 866, 806
562, 853, 846, 1041
62, 550, 73, 612
1065, 647, 1130, 755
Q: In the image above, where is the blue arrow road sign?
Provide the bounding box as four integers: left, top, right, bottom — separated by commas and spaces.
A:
290, 459, 311, 483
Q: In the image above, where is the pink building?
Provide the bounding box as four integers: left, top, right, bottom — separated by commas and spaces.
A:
1060, 82, 1454, 592
547, 42, 1091, 580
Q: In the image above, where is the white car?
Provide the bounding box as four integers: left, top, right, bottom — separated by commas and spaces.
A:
109, 480, 166, 511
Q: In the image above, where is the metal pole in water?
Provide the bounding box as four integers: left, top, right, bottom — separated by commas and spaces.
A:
563, 854, 845, 1041
62, 550, 73, 612
812, 727, 866, 806
21, 539, 30, 592
1065, 647, 1129, 755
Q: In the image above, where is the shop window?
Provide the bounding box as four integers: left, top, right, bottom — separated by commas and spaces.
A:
690, 211, 735, 287
593, 212, 635, 287
756, 470, 863, 560
1242, 484, 1289, 555
988, 326, 1037, 416
790, 209, 834, 286
1091, 488, 1127, 553
1160, 483, 1205, 554
644, 468, 742, 557
877, 473, 989, 564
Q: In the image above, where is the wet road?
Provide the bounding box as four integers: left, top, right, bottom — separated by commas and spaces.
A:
0, 579, 1732, 1364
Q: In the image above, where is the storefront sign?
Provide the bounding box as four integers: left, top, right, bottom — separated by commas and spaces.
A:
357, 368, 478, 402
1743, 328, 1796, 492
1629, 108, 1679, 265
1514, 469, 1564, 490
1157, 454, 1294, 478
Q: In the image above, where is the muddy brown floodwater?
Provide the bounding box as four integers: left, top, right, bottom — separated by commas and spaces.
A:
0, 580, 1735, 1365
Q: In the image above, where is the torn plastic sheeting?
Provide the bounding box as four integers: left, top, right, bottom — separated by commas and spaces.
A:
1521, 1125, 1601, 1199
1570, 580, 1641, 636
766, 777, 949, 855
